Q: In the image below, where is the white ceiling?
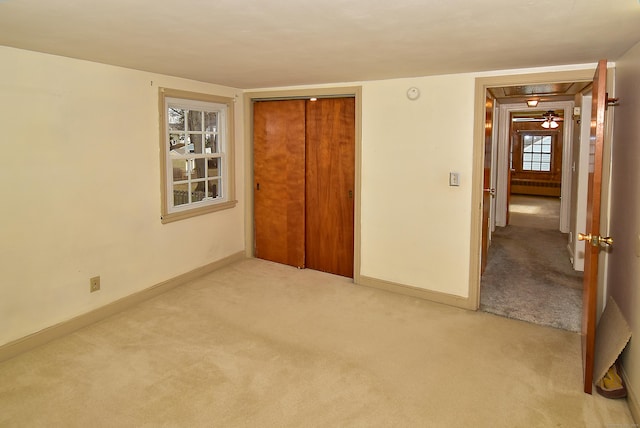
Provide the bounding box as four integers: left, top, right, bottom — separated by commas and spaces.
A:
1, 0, 639, 89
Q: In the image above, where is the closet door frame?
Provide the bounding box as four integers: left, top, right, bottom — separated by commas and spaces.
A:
244, 87, 362, 283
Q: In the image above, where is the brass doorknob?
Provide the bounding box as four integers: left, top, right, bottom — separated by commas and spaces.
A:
578, 233, 613, 248
600, 236, 614, 246
577, 233, 592, 242
483, 188, 496, 196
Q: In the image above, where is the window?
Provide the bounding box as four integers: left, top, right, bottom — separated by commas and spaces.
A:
159, 88, 236, 223
522, 134, 552, 171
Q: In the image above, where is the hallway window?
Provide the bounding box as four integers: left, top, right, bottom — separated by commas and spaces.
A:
521, 134, 552, 172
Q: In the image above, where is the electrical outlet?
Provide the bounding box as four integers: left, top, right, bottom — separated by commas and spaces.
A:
90, 276, 101, 293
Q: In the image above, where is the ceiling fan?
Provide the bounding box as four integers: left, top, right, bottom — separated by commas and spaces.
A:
511, 110, 564, 124
541, 110, 561, 129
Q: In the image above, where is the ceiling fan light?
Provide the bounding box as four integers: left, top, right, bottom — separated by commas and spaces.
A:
527, 99, 539, 107
550, 120, 559, 129
541, 120, 550, 129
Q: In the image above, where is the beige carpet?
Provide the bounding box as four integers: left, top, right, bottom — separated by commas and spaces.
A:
0, 259, 634, 427
509, 194, 560, 230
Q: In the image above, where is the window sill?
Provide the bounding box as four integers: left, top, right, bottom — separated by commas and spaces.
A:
161, 200, 237, 224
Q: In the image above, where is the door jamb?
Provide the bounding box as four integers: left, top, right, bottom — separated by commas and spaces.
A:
243, 87, 363, 283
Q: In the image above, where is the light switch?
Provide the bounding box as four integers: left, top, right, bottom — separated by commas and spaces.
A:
449, 172, 460, 186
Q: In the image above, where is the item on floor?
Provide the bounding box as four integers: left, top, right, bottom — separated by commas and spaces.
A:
596, 362, 627, 399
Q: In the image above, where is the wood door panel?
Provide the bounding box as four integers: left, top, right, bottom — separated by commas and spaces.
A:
305, 98, 355, 277
481, 95, 494, 274
582, 60, 608, 394
253, 100, 306, 268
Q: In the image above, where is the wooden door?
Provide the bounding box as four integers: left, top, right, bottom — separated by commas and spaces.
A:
481, 95, 494, 274
581, 60, 609, 394
253, 100, 306, 268
305, 98, 355, 277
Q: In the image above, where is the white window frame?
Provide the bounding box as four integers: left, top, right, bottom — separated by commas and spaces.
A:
159, 88, 236, 224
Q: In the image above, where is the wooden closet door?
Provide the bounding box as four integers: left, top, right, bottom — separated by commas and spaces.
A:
305, 97, 355, 277
253, 100, 306, 268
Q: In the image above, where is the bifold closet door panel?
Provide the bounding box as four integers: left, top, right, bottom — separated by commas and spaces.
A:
253, 100, 306, 268
305, 97, 355, 277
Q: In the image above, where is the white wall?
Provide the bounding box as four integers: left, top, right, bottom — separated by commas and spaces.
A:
360, 76, 475, 297
609, 40, 640, 420
0, 47, 245, 346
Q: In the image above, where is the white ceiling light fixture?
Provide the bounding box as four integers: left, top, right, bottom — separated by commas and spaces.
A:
527, 99, 539, 107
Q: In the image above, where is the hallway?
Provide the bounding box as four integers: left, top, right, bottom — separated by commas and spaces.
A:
480, 195, 583, 332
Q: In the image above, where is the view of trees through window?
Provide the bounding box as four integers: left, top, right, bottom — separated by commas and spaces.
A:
168, 107, 221, 206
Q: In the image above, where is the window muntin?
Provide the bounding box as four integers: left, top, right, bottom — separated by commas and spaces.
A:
159, 89, 236, 223
522, 135, 552, 171
167, 103, 223, 207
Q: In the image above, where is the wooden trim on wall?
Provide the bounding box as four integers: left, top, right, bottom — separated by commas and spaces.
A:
0, 251, 246, 363
358, 275, 475, 310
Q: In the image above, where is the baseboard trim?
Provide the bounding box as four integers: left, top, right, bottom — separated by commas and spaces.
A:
0, 251, 246, 363
358, 275, 474, 310
620, 364, 640, 424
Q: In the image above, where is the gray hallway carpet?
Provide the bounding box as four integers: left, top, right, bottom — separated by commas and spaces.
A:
480, 224, 583, 332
